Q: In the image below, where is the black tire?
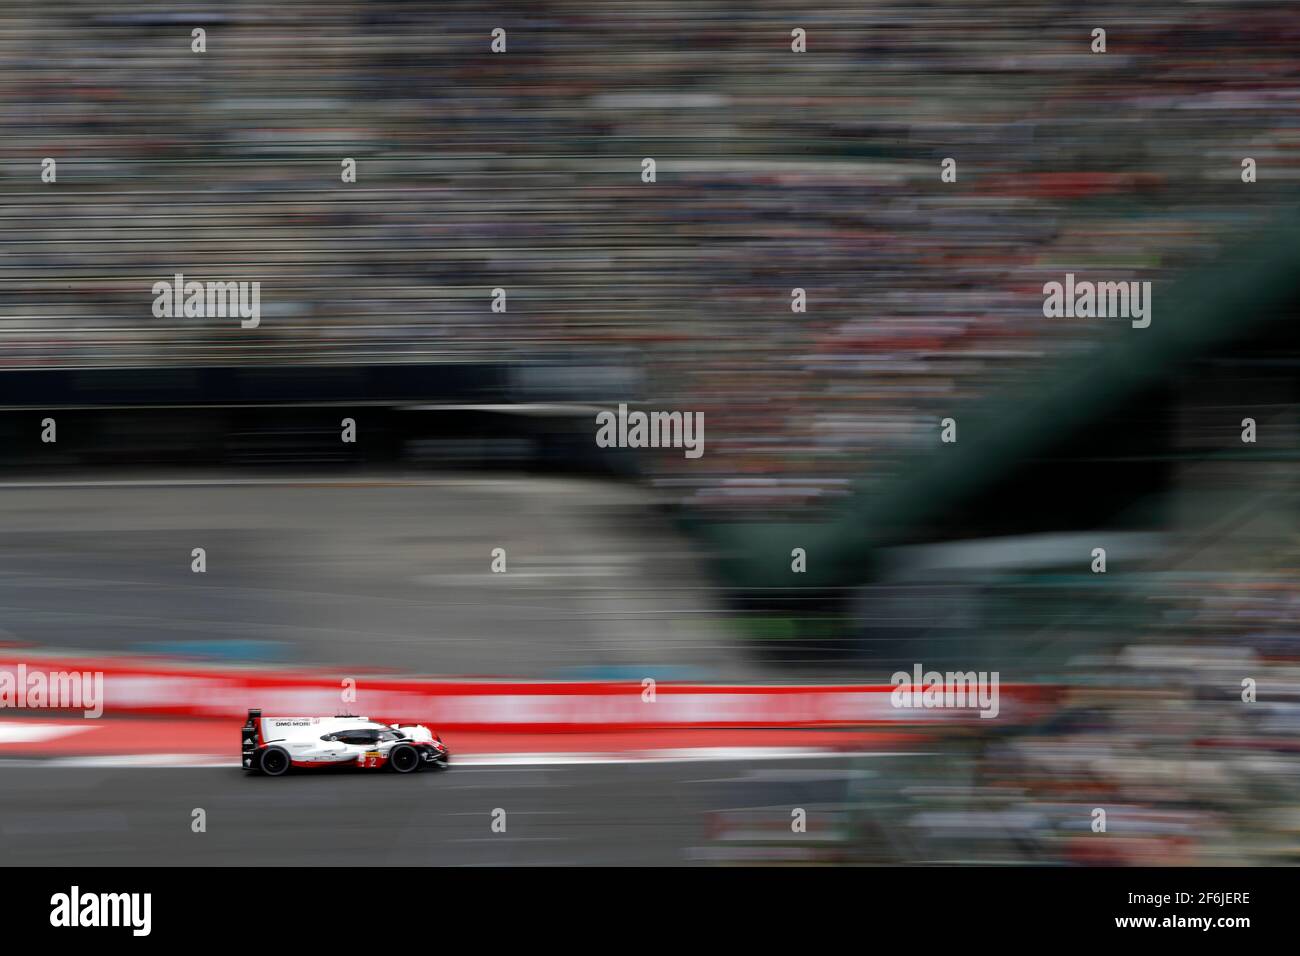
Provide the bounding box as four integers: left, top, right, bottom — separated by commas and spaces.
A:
388, 744, 421, 774
259, 746, 291, 777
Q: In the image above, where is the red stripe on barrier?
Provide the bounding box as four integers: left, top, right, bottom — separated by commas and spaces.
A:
0, 654, 1058, 730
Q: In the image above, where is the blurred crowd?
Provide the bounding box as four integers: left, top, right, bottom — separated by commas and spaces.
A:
696, 574, 1300, 865
1, 1, 1297, 506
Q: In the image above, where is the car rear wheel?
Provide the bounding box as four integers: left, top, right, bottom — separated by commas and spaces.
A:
259, 746, 291, 777
388, 744, 421, 773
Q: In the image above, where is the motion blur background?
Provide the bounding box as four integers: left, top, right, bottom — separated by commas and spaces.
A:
0, 0, 1296, 865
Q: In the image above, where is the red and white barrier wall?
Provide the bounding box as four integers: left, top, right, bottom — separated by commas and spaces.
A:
0, 653, 1057, 731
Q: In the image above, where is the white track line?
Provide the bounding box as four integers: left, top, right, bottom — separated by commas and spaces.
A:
0, 747, 913, 769
0, 723, 101, 744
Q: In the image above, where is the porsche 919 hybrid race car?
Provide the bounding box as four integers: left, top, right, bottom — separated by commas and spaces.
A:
242, 709, 450, 776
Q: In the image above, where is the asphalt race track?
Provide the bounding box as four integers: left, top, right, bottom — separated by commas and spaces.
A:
0, 472, 845, 867
0, 757, 862, 866
0, 473, 748, 679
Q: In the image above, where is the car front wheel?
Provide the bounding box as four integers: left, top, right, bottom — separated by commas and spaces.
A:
388, 744, 421, 773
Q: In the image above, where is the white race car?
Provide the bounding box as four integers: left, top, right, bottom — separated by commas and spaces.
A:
242, 709, 450, 776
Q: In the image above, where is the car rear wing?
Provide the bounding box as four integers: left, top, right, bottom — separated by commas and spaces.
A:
241, 708, 261, 769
